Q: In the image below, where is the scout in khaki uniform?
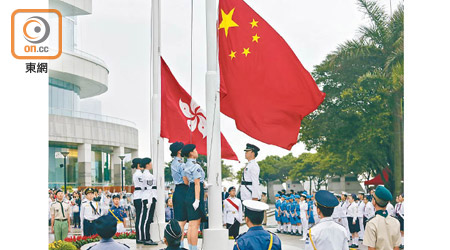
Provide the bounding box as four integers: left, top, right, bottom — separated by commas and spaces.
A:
363, 186, 401, 250
50, 189, 71, 242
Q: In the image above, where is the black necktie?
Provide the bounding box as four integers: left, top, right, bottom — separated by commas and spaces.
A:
90, 201, 98, 215
58, 201, 65, 218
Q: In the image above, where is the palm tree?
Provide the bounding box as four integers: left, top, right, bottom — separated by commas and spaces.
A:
302, 0, 404, 196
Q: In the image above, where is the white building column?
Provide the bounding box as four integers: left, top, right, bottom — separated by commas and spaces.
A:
111, 146, 124, 186
78, 143, 92, 187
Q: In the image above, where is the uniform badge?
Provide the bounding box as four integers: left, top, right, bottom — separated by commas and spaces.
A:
197, 168, 201, 172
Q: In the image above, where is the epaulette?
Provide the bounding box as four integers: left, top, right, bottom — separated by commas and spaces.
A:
86, 243, 96, 250
120, 243, 130, 248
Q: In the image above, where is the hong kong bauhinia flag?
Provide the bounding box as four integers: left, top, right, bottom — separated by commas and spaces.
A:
218, 0, 326, 150
161, 58, 238, 161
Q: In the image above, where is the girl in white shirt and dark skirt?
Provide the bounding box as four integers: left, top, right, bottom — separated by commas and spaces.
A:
347, 194, 360, 248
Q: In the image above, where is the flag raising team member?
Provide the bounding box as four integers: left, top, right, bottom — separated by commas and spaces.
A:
218, 0, 325, 150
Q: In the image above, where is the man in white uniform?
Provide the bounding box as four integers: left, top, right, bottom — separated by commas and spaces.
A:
223, 186, 243, 239
80, 187, 104, 236
299, 193, 309, 240
305, 190, 348, 250
240, 143, 261, 201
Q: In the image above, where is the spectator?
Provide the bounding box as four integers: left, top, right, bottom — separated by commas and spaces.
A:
72, 192, 81, 228
261, 192, 268, 225
165, 198, 174, 222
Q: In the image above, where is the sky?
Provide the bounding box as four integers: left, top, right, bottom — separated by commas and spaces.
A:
77, 0, 403, 176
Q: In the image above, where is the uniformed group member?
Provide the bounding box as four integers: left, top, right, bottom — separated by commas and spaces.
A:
275, 194, 282, 233
357, 191, 365, 241
338, 193, 350, 239
131, 158, 145, 244
280, 195, 288, 233
170, 142, 189, 248
161, 219, 188, 250
240, 144, 261, 201
50, 189, 71, 242
233, 200, 281, 250
183, 144, 206, 250
362, 195, 375, 228
293, 195, 302, 236
396, 193, 404, 249
285, 196, 292, 234
299, 193, 309, 240
87, 215, 130, 250
141, 157, 158, 245
108, 194, 128, 233
347, 194, 360, 248
223, 186, 243, 239
307, 195, 316, 226
363, 186, 401, 250
305, 190, 349, 250
81, 187, 103, 236
331, 194, 341, 223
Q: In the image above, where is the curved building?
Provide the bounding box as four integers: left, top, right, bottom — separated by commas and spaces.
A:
48, 0, 138, 188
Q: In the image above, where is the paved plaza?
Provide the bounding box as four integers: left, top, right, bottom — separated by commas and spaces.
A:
50, 211, 377, 250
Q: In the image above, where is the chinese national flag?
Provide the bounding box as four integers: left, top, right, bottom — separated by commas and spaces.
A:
161, 58, 238, 161
218, 0, 326, 150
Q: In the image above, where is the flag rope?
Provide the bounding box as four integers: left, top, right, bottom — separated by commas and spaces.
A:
189, 0, 194, 144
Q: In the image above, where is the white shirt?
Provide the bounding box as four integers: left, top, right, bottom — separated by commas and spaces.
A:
223, 197, 243, 224
242, 159, 261, 200
346, 202, 358, 223
338, 201, 347, 218
305, 217, 349, 250
142, 169, 155, 201
397, 201, 404, 218
332, 202, 341, 219
357, 201, 365, 217
133, 170, 144, 200
363, 202, 375, 219
300, 200, 308, 218
386, 202, 395, 216
80, 199, 105, 234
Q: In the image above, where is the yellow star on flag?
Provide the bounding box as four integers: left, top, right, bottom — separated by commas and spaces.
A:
252, 34, 260, 43
242, 48, 251, 57
229, 50, 236, 60
250, 19, 258, 28
219, 8, 239, 37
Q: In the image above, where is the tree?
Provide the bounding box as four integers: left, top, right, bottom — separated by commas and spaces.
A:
299, 0, 403, 196
124, 161, 132, 186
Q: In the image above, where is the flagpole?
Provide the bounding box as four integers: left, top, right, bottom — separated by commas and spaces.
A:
203, 0, 228, 249
150, 0, 165, 242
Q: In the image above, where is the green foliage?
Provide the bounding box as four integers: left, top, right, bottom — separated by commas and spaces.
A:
124, 161, 132, 186
299, 0, 403, 194
49, 240, 76, 250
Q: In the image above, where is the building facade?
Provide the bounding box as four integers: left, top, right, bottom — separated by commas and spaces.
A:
48, 0, 138, 189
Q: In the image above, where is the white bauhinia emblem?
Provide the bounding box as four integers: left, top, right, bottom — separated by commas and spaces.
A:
179, 99, 207, 138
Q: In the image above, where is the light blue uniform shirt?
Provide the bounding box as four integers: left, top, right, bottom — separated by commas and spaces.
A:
171, 157, 186, 185
184, 158, 205, 183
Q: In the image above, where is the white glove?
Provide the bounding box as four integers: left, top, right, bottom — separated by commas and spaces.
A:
204, 181, 212, 188
147, 203, 151, 209
193, 199, 200, 210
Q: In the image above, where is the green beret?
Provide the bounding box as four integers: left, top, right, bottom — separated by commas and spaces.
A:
374, 186, 393, 207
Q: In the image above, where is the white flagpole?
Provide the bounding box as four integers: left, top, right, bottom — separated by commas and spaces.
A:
203, 0, 229, 249
150, 0, 165, 242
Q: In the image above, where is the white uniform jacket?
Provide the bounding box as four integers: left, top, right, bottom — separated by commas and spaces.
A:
305, 217, 349, 250
223, 197, 243, 225
363, 202, 375, 219
240, 159, 261, 200
133, 170, 144, 200
346, 202, 358, 223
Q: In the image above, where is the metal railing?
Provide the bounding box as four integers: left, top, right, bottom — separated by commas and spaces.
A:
49, 107, 137, 128
73, 48, 109, 71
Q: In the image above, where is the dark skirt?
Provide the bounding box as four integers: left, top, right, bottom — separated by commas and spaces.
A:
186, 182, 206, 222
397, 215, 404, 231
347, 217, 360, 233
173, 184, 189, 222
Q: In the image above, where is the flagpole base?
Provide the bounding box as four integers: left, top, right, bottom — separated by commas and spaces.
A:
150, 221, 166, 243
202, 228, 229, 250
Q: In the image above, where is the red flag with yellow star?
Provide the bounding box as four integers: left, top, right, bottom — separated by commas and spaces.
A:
218, 0, 326, 150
